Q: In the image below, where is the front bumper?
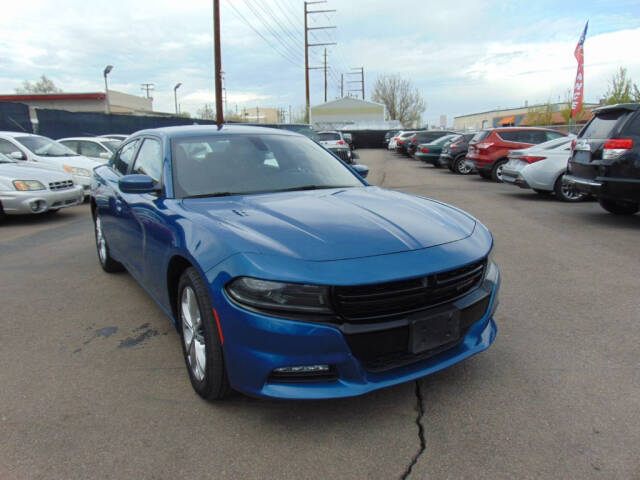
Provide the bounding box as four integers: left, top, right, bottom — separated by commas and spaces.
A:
213, 260, 500, 400
0, 185, 84, 215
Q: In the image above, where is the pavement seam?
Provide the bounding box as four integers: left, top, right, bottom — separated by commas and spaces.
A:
400, 381, 426, 480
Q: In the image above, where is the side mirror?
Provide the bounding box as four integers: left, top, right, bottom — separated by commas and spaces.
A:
352, 164, 369, 179
99, 152, 111, 160
9, 151, 26, 160
119, 174, 157, 194
351, 151, 360, 160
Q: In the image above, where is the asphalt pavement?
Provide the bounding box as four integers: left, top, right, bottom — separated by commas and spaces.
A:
1, 148, 639, 480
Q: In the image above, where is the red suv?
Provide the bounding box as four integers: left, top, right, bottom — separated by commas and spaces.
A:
467, 128, 566, 182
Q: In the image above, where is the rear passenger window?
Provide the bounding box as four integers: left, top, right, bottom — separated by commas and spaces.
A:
132, 138, 163, 184
498, 131, 521, 142
112, 139, 139, 175
545, 131, 565, 141
60, 140, 79, 153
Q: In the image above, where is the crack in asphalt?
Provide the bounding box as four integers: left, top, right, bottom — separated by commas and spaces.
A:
400, 381, 426, 480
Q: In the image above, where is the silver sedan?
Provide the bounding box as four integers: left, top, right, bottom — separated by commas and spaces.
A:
0, 154, 84, 218
501, 136, 586, 202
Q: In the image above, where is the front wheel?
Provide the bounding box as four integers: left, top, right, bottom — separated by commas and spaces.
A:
454, 156, 473, 175
598, 198, 639, 215
94, 214, 124, 273
554, 174, 586, 202
178, 267, 231, 401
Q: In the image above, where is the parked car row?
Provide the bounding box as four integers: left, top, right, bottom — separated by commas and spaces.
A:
387, 103, 640, 214
0, 132, 125, 220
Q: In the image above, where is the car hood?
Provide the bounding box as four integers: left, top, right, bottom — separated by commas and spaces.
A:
0, 163, 73, 182
32, 154, 103, 169
182, 186, 476, 261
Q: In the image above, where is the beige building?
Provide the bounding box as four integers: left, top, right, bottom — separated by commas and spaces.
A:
0, 91, 154, 115
239, 107, 282, 124
453, 102, 599, 131
310, 97, 388, 129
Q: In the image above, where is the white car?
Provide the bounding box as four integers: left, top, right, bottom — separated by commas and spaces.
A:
388, 131, 415, 151
316, 131, 353, 163
0, 132, 103, 197
58, 137, 122, 161
501, 136, 585, 202
0, 153, 83, 218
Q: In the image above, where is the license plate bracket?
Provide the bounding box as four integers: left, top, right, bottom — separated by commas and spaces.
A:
409, 309, 461, 354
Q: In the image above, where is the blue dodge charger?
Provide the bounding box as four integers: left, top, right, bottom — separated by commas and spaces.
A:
91, 125, 499, 400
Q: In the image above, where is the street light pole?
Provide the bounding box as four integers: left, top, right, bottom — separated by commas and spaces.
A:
174, 83, 182, 115
103, 65, 113, 115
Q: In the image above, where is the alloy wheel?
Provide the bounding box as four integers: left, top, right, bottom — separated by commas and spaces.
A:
181, 286, 207, 381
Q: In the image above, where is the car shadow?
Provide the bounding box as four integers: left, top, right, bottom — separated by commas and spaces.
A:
574, 210, 640, 229
1, 205, 88, 226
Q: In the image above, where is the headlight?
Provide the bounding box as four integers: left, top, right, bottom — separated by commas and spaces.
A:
63, 165, 92, 177
13, 180, 45, 191
226, 277, 332, 314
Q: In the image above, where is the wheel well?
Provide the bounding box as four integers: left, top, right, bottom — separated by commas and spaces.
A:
167, 255, 193, 326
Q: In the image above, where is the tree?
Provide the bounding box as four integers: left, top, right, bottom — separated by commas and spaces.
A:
15, 75, 62, 94
371, 75, 426, 127
197, 104, 215, 120
176, 111, 191, 119
527, 102, 554, 126
602, 67, 640, 105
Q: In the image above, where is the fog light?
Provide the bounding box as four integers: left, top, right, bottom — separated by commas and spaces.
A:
30, 200, 45, 212
273, 365, 330, 374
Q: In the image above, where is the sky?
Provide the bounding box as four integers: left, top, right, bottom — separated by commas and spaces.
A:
1, 0, 639, 126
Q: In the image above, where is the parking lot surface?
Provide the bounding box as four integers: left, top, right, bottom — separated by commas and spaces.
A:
2, 149, 639, 480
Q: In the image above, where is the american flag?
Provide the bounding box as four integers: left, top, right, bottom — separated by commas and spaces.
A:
571, 21, 588, 118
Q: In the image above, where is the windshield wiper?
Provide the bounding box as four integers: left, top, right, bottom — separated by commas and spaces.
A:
272, 185, 353, 193
183, 192, 237, 198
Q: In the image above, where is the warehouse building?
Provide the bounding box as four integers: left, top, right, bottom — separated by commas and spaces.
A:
310, 97, 397, 130
0, 91, 154, 115
453, 102, 599, 131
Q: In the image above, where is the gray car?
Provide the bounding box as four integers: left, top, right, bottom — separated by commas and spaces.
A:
0, 153, 84, 218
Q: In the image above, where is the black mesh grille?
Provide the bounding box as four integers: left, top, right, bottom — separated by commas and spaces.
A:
344, 296, 491, 372
333, 259, 486, 322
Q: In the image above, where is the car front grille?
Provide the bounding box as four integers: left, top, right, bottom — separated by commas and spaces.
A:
331, 149, 351, 162
343, 296, 490, 372
49, 180, 74, 191
333, 259, 486, 322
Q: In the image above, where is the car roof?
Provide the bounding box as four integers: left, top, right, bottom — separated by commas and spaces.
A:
487, 127, 563, 133
132, 124, 300, 139
0, 131, 39, 138
59, 137, 106, 141
592, 103, 640, 114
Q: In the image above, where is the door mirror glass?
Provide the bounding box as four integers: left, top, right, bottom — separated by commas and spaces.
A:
9, 151, 26, 160
118, 174, 157, 194
352, 163, 369, 179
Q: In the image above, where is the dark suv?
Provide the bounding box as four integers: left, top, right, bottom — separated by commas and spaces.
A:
441, 133, 476, 174
565, 103, 640, 215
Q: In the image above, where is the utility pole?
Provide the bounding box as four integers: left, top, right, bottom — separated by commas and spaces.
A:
323, 48, 328, 102
140, 83, 155, 99
341, 73, 344, 98
213, 0, 224, 125
304, 1, 336, 121
347, 67, 365, 100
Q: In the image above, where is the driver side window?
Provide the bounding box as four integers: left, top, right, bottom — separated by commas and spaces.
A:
112, 139, 139, 175
131, 138, 163, 184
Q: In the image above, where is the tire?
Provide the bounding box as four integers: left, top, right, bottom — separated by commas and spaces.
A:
491, 159, 508, 183
178, 267, 231, 401
598, 198, 639, 215
478, 170, 492, 179
94, 213, 124, 273
454, 156, 473, 175
554, 174, 586, 202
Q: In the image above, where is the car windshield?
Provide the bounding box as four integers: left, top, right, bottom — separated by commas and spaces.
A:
102, 140, 122, 152
16, 136, 78, 157
317, 132, 341, 141
172, 133, 363, 198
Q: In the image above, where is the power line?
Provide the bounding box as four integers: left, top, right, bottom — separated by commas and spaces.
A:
249, 0, 302, 54
243, 0, 303, 61
271, 0, 304, 35
225, 0, 301, 68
